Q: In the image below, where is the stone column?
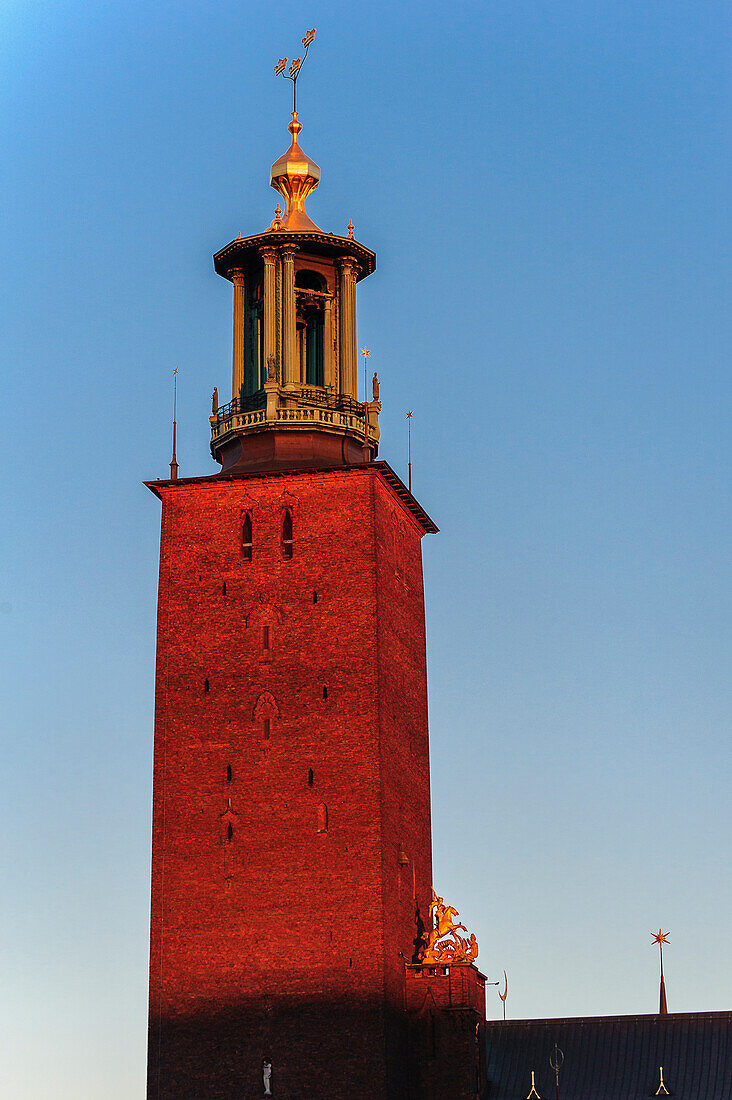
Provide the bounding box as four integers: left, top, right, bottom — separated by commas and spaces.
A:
280, 246, 298, 389
323, 296, 334, 391
230, 268, 246, 403
337, 258, 360, 398
260, 247, 278, 386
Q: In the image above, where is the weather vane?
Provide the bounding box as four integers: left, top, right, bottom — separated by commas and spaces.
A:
499, 969, 509, 1020
274, 29, 316, 114
651, 929, 670, 1015
549, 1043, 564, 1100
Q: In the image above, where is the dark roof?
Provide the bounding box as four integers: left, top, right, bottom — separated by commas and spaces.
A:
485, 1012, 732, 1099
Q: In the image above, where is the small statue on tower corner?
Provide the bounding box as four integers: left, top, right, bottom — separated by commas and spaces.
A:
262, 1058, 272, 1096
267, 354, 277, 382
211, 386, 218, 415
372, 371, 380, 401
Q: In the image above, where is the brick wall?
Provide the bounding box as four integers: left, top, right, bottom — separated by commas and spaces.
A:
147, 464, 434, 1099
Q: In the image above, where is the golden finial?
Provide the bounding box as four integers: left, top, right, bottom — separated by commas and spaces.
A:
270, 30, 321, 231
652, 930, 670, 948
526, 1070, 541, 1099
266, 204, 283, 232
347, 219, 355, 239
655, 1066, 671, 1095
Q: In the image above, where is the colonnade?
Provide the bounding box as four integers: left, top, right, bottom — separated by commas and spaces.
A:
230, 245, 360, 402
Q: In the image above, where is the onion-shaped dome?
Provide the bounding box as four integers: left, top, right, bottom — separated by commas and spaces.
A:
270, 112, 321, 231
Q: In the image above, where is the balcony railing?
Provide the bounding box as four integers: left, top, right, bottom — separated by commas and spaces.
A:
214, 390, 266, 423
299, 388, 366, 417
214, 387, 366, 427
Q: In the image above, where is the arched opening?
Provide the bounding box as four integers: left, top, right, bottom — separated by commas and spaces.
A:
243, 280, 264, 396
282, 508, 293, 559
226, 764, 232, 782
242, 513, 253, 562
308, 768, 314, 787
227, 822, 233, 841
295, 270, 326, 387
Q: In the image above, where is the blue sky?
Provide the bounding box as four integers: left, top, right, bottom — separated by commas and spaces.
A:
1, 2, 730, 1096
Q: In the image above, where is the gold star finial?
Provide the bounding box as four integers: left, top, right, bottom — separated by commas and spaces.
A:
652, 930, 670, 948
406, 410, 413, 419
361, 347, 371, 359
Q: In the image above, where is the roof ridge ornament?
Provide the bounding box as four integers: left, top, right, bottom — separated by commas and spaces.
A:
525, 1069, 541, 1099
270, 30, 321, 232
655, 1065, 671, 1095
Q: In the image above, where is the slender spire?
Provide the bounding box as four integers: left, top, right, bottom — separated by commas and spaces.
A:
651, 929, 670, 1014
169, 366, 179, 480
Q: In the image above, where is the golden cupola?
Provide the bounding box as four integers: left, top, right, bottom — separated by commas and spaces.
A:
208, 31, 380, 474
270, 113, 321, 232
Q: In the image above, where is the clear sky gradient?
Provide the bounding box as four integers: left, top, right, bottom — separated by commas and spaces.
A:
1, 2, 730, 1096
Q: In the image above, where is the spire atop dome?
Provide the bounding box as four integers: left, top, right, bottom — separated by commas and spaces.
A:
270, 28, 320, 231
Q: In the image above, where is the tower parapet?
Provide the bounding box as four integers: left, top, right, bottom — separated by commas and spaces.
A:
211, 106, 379, 473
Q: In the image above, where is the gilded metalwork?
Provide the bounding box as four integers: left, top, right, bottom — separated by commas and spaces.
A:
270, 29, 321, 231
655, 1065, 671, 1095
526, 1069, 541, 1099
420, 889, 479, 965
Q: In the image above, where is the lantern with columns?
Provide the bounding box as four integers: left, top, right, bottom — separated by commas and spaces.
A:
210, 110, 380, 473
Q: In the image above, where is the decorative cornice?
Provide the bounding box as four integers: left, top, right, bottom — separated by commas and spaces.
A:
215, 230, 376, 282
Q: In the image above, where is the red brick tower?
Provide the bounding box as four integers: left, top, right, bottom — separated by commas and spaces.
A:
146, 50, 485, 1100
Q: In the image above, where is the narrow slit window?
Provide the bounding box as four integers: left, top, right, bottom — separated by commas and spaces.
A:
263, 625, 270, 650
226, 764, 232, 782
263, 719, 270, 740
308, 768, 314, 787
282, 508, 293, 560
222, 581, 227, 596
204, 678, 210, 694
322, 685, 328, 700
227, 822, 233, 841
313, 590, 318, 603
317, 802, 328, 833
242, 513, 253, 562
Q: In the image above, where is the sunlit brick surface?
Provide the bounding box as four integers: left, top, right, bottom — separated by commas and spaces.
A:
147, 464, 434, 1098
